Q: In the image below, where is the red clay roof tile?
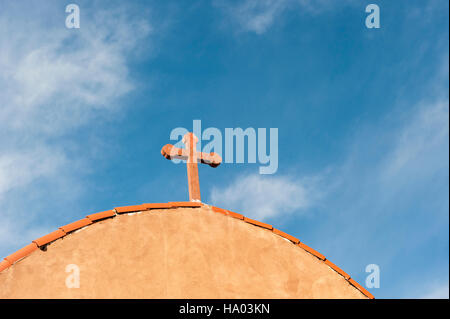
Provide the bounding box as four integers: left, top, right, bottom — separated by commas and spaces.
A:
349, 278, 375, 299
142, 203, 172, 209
227, 210, 244, 220
33, 229, 66, 247
325, 259, 351, 280
114, 205, 147, 214
4, 243, 38, 264
364, 289, 375, 299
0, 259, 11, 272
59, 218, 93, 233
86, 210, 116, 221
273, 228, 300, 244
244, 217, 273, 230
297, 242, 326, 260
211, 206, 228, 215
169, 201, 202, 208
212, 206, 245, 219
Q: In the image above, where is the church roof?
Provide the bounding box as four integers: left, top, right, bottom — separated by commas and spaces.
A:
0, 202, 374, 299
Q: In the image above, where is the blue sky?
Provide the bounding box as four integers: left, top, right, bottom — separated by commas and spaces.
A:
0, 0, 448, 298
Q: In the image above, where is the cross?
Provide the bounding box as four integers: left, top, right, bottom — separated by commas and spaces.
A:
161, 132, 222, 202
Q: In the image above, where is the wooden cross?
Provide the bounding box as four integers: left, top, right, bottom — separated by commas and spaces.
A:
161, 132, 222, 202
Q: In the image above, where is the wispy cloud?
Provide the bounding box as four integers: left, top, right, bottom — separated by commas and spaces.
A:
214, 0, 289, 34
210, 174, 320, 219
0, 1, 153, 256
312, 56, 448, 297
208, 52, 448, 297
381, 99, 449, 188
213, 0, 354, 34
0, 2, 152, 134
0, 148, 66, 197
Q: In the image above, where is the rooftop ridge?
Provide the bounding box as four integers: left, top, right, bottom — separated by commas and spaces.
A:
0, 202, 374, 299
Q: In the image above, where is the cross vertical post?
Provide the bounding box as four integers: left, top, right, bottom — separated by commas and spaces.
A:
161, 132, 222, 202
183, 133, 201, 201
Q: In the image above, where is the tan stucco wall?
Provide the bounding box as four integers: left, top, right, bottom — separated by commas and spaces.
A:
0, 206, 366, 299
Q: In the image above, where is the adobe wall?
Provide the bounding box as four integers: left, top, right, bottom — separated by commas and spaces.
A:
0, 207, 366, 299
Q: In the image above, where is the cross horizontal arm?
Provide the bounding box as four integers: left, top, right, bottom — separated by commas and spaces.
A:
198, 152, 221, 167
161, 144, 222, 167
161, 144, 188, 160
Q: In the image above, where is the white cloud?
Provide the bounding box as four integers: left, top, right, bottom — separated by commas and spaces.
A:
381, 100, 449, 184
207, 54, 449, 297
210, 174, 318, 220
0, 1, 154, 256
0, 2, 152, 134
307, 56, 449, 297
214, 0, 354, 34
314, 97, 449, 253
0, 2, 152, 193
0, 148, 66, 197
208, 99, 448, 224
214, 0, 289, 34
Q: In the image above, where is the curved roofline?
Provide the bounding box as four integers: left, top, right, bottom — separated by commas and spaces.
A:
0, 202, 374, 299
